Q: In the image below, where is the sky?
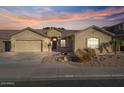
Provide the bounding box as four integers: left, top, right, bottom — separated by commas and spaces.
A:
0, 6, 124, 30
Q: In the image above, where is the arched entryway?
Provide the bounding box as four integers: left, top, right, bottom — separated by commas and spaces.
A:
51, 37, 58, 51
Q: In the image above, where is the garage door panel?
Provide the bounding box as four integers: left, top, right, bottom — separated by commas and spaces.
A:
15, 40, 42, 52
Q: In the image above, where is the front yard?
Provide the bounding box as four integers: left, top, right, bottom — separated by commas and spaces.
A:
0, 52, 124, 81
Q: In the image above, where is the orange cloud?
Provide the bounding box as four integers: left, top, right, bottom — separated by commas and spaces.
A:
0, 12, 71, 23
0, 22, 23, 29
0, 7, 124, 24
66, 7, 124, 20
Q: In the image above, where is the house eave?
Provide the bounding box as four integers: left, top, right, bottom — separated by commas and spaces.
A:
75, 25, 115, 37
10, 27, 50, 39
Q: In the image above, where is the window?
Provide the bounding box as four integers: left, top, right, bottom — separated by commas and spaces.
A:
87, 38, 99, 48
60, 39, 66, 47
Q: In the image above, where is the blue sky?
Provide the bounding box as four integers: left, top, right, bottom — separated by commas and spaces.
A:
51, 6, 111, 12
0, 6, 123, 29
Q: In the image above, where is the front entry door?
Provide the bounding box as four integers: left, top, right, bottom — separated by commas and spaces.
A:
52, 37, 57, 51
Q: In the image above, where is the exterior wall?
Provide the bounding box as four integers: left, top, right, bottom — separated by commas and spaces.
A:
74, 28, 112, 52
58, 35, 75, 52
47, 29, 62, 38
46, 29, 62, 52
0, 40, 3, 52
0, 40, 11, 52
10, 30, 51, 52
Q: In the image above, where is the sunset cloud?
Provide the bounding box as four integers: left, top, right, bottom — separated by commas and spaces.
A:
0, 22, 23, 29
0, 6, 123, 29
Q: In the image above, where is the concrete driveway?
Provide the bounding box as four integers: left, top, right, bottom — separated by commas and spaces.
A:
0, 52, 52, 64
0, 52, 54, 81
0, 52, 124, 81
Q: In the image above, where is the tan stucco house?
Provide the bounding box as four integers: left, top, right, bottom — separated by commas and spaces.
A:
59, 25, 114, 54
0, 25, 115, 53
0, 27, 51, 52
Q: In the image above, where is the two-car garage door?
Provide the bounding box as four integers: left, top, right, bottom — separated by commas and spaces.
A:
15, 40, 42, 52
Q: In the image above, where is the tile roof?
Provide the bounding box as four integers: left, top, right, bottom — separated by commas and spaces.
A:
61, 30, 81, 37
0, 30, 20, 40
0, 27, 81, 40
0, 27, 49, 40
0, 26, 116, 40
70, 25, 115, 36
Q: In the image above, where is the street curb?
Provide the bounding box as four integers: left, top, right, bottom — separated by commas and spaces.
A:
0, 74, 124, 81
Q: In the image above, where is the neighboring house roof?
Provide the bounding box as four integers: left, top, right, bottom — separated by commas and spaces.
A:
103, 22, 124, 37
111, 30, 124, 37
110, 30, 124, 35
106, 23, 124, 31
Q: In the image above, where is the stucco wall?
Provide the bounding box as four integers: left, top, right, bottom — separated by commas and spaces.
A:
0, 40, 8, 52
47, 29, 62, 38
58, 35, 75, 52
74, 28, 112, 52
10, 30, 50, 52
0, 40, 3, 52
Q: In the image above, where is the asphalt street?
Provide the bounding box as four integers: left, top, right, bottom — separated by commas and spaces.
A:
1, 78, 124, 87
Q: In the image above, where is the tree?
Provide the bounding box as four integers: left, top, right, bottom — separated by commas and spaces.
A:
43, 27, 65, 30
113, 38, 124, 55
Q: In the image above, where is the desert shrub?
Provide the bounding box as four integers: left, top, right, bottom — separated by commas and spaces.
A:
75, 49, 84, 58
91, 49, 96, 57
81, 53, 91, 62
75, 48, 93, 63
84, 48, 96, 57
99, 44, 103, 53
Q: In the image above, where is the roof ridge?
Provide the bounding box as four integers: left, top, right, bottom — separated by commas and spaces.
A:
10, 27, 50, 38
74, 25, 115, 36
